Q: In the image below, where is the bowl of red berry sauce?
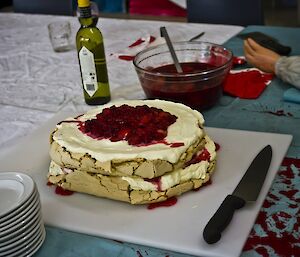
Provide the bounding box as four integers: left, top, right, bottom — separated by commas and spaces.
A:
133, 41, 233, 110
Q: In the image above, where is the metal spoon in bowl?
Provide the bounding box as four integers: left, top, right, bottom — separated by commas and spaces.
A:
160, 26, 183, 73
189, 31, 205, 42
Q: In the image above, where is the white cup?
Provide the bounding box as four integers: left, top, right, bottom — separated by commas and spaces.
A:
48, 21, 72, 52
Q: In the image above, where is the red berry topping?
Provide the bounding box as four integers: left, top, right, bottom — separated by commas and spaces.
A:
79, 104, 177, 146
196, 148, 211, 161
185, 148, 211, 166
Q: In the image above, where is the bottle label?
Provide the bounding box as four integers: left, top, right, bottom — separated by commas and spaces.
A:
79, 46, 98, 97
79, 6, 91, 18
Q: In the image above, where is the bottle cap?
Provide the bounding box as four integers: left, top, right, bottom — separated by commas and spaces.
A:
78, 0, 90, 8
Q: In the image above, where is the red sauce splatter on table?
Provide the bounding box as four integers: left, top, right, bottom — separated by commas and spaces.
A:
118, 36, 156, 61
266, 109, 293, 117
128, 36, 156, 48
243, 157, 300, 256
55, 186, 74, 196
47, 182, 74, 196
243, 210, 300, 256
118, 55, 135, 61
147, 197, 177, 210
279, 189, 298, 199
129, 38, 145, 47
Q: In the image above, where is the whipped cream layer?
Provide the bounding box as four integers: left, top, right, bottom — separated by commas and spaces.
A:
122, 135, 216, 191
52, 100, 205, 163
49, 136, 216, 192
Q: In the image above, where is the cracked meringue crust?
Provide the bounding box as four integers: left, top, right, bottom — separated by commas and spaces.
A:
49, 134, 205, 179
48, 159, 216, 204
48, 99, 217, 204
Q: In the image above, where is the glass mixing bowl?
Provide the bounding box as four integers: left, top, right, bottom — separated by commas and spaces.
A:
133, 41, 233, 110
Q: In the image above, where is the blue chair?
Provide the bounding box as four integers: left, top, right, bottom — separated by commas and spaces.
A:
186, 0, 264, 26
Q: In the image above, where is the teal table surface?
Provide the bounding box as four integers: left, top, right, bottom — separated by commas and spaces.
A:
205, 25, 300, 159
34, 26, 300, 257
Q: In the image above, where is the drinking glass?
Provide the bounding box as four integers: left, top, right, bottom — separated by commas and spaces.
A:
48, 21, 72, 52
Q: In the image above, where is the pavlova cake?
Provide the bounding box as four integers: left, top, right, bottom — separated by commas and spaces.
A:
48, 100, 216, 204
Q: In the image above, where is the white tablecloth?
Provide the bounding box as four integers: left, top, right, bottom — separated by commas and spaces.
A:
0, 13, 243, 148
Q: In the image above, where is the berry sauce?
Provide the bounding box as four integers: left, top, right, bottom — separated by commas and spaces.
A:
147, 197, 178, 210
141, 62, 223, 110
47, 182, 74, 196
145, 177, 162, 191
55, 186, 74, 196
185, 148, 211, 166
215, 142, 221, 151
79, 104, 182, 147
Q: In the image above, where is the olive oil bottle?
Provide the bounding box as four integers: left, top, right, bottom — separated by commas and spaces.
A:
76, 0, 110, 105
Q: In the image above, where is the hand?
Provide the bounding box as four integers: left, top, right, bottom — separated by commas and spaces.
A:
243, 38, 281, 73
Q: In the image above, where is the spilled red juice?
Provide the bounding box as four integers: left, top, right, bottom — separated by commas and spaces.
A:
55, 186, 74, 196
141, 62, 224, 110
47, 181, 74, 196
147, 197, 178, 210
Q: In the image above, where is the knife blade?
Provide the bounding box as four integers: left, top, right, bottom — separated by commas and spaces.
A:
203, 145, 272, 244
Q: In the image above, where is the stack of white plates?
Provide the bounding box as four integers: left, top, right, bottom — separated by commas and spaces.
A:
0, 172, 46, 257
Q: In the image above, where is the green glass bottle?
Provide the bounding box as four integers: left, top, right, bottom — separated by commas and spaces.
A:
76, 0, 110, 105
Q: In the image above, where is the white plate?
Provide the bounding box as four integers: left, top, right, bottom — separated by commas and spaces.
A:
0, 189, 39, 229
14, 226, 46, 257
0, 216, 43, 249
0, 197, 41, 237
0, 186, 37, 224
0, 222, 44, 257
0, 215, 43, 252
0, 192, 40, 233
0, 212, 42, 243
0, 111, 293, 257
0, 172, 35, 218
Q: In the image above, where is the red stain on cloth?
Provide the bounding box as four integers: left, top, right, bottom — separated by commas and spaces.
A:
55, 186, 74, 196
147, 197, 177, 210
118, 55, 135, 61
243, 157, 300, 256
223, 68, 274, 99
128, 36, 156, 48
110, 35, 164, 62
265, 109, 294, 117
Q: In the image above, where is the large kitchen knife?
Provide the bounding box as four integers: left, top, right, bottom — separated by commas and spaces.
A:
203, 145, 272, 244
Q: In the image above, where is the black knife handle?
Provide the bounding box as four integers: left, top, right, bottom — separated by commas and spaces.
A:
203, 195, 246, 244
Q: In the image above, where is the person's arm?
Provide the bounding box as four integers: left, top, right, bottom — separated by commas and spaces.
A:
244, 38, 280, 73
244, 38, 300, 89
275, 56, 300, 89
